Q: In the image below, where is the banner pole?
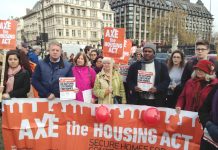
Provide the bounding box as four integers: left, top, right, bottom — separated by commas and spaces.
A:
0, 50, 7, 102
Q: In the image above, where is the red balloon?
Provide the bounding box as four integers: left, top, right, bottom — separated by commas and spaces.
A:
96, 105, 110, 123
142, 107, 160, 125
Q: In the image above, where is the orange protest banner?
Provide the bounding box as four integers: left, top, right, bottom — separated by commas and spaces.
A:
2, 99, 203, 150
114, 39, 132, 64
103, 27, 125, 58
0, 20, 17, 50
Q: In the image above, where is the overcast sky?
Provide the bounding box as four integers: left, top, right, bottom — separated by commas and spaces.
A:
0, 0, 217, 32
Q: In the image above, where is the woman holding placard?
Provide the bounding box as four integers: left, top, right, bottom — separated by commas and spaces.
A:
93, 57, 126, 104
0, 51, 30, 99
72, 52, 96, 103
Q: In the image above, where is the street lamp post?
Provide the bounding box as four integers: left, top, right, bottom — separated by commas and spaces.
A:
41, 0, 47, 57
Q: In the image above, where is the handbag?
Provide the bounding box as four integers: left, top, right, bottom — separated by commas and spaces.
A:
113, 96, 122, 104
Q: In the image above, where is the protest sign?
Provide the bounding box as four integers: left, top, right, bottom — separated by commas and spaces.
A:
103, 27, 125, 58
119, 65, 129, 82
59, 77, 76, 100
137, 70, 155, 91
2, 99, 203, 150
114, 39, 132, 64
0, 20, 17, 50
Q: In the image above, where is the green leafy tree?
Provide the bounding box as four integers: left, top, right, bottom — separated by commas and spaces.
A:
147, 9, 196, 45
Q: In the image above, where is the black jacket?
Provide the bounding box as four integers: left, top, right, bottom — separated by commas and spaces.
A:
126, 60, 170, 105
4, 69, 30, 98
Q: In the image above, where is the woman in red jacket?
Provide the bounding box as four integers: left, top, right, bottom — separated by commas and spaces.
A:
176, 60, 218, 113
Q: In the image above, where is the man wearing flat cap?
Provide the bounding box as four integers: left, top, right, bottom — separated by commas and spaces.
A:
126, 43, 170, 106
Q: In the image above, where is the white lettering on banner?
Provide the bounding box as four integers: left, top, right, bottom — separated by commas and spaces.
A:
105, 29, 118, 38
67, 121, 88, 136
0, 21, 11, 30
1, 39, 11, 44
160, 132, 193, 150
19, 114, 59, 140
19, 119, 34, 140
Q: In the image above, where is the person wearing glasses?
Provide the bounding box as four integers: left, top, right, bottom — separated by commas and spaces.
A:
166, 50, 185, 108
181, 40, 218, 86
176, 60, 218, 113
90, 49, 98, 67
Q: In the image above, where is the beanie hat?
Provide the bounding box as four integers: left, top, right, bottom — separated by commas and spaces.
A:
143, 43, 156, 54
194, 60, 215, 75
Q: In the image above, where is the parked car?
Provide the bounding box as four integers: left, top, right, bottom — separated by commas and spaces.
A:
155, 53, 170, 63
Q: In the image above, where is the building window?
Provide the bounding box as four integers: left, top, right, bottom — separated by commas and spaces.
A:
72, 30, 75, 36
90, 10, 97, 17
65, 6, 68, 13
66, 29, 69, 36
82, 10, 86, 16
91, 31, 97, 38
77, 20, 81, 26
75, 0, 79, 5
78, 30, 81, 37
77, 9, 80, 16
71, 19, 75, 25
81, 1, 85, 6
71, 8, 75, 15
56, 18, 62, 24
65, 18, 69, 25
83, 31, 86, 37
83, 20, 86, 27
57, 29, 63, 36
56, 6, 60, 13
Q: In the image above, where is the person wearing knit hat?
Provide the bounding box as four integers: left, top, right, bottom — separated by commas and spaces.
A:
126, 42, 170, 106
176, 60, 218, 113
143, 43, 156, 54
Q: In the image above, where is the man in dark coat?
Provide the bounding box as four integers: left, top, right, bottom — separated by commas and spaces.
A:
32, 41, 72, 100
126, 43, 170, 106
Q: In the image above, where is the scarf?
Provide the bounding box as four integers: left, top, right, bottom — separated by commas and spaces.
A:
141, 59, 154, 71
6, 65, 22, 93
141, 58, 154, 64
212, 89, 218, 124
191, 77, 208, 111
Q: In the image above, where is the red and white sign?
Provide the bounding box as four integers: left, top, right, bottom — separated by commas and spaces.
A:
103, 27, 125, 58
0, 20, 17, 50
59, 77, 76, 100
114, 39, 132, 64
137, 70, 155, 91
2, 99, 203, 150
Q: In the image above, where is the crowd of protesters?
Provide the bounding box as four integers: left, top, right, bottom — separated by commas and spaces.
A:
0, 39, 218, 149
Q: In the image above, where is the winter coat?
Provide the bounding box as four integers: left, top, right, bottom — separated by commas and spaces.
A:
73, 66, 96, 102
32, 56, 72, 98
126, 60, 170, 105
176, 78, 218, 111
4, 69, 30, 98
93, 70, 126, 104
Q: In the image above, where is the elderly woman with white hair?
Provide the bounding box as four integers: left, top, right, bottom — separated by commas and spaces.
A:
176, 60, 218, 113
93, 57, 126, 104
